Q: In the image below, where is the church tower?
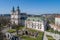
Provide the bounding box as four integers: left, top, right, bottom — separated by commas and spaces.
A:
11, 6, 20, 25
14, 6, 20, 25
11, 6, 15, 25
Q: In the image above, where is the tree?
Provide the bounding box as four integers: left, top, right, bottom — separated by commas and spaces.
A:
12, 24, 20, 35
0, 24, 4, 40
46, 20, 51, 30
0, 17, 10, 26
8, 23, 11, 29
16, 25, 20, 35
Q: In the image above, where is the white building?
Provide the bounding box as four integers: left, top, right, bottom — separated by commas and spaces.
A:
25, 17, 47, 31
55, 16, 60, 31
55, 16, 60, 26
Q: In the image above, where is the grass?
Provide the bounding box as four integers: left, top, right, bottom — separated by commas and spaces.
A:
7, 29, 16, 33
46, 28, 60, 34
26, 28, 38, 32
7, 26, 44, 40
19, 26, 25, 30
46, 35, 55, 40
20, 28, 44, 40
21, 36, 36, 40
7, 26, 25, 33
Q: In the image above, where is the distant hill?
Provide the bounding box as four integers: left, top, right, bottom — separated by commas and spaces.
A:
0, 14, 10, 16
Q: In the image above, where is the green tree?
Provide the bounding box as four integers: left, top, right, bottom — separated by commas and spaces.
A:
0, 24, 4, 40
46, 19, 51, 30
12, 24, 20, 35
16, 25, 20, 35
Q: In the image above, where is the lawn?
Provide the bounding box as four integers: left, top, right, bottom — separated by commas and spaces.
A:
20, 28, 44, 40
7, 26, 25, 33
7, 29, 16, 33
46, 35, 55, 40
19, 26, 25, 30
21, 36, 36, 40
7, 26, 44, 40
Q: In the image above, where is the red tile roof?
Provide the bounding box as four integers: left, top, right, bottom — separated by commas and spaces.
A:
55, 15, 60, 18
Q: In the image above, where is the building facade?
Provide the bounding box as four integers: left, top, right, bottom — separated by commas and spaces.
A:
55, 16, 60, 26
54, 16, 60, 31
20, 13, 27, 26
25, 17, 47, 31
11, 6, 20, 25
11, 6, 27, 25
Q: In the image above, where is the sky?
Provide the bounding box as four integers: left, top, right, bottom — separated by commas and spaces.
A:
0, 0, 60, 15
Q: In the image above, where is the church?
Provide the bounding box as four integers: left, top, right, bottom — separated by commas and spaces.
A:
11, 6, 27, 26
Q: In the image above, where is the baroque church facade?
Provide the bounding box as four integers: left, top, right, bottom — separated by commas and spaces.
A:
11, 6, 27, 26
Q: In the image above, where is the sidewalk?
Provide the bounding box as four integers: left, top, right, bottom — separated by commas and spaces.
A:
43, 32, 48, 40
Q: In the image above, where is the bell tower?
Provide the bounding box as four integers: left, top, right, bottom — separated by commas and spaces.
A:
14, 6, 20, 25
11, 6, 15, 25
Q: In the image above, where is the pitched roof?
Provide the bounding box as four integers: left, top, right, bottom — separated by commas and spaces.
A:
26, 16, 45, 22
55, 15, 60, 18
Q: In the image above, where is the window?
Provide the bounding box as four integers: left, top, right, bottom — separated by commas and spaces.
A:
32, 23, 33, 28
40, 24, 41, 29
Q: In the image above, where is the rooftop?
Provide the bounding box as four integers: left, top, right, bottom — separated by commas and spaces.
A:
55, 15, 60, 18
26, 17, 45, 22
